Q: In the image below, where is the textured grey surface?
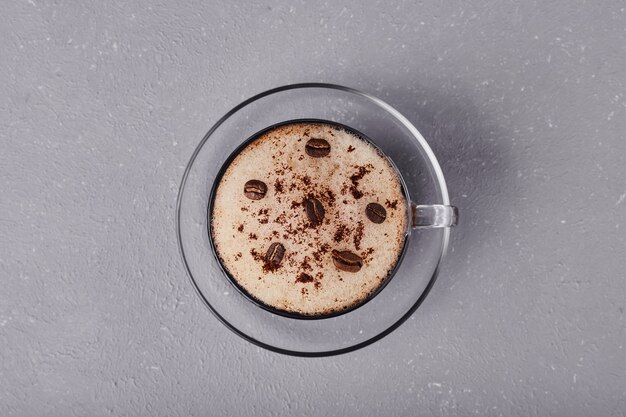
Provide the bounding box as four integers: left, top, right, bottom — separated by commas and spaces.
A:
2, 1, 626, 415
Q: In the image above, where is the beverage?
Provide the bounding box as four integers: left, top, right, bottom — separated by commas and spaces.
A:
210, 121, 408, 317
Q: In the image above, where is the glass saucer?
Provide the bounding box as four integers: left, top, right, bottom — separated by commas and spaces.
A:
176, 83, 452, 356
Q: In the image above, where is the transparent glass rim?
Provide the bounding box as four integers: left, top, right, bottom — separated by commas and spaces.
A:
176, 83, 451, 357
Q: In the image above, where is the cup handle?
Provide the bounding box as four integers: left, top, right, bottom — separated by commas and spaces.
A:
411, 203, 459, 228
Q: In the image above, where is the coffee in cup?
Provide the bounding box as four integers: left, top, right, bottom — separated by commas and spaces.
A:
210, 121, 408, 317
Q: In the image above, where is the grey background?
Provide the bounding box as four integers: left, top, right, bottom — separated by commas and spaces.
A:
2, 0, 625, 415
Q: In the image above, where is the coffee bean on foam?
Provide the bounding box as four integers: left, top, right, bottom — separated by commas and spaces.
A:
264, 242, 285, 268
366, 202, 387, 224
305, 197, 325, 226
305, 138, 331, 157
243, 179, 267, 200
211, 122, 407, 316
331, 250, 363, 273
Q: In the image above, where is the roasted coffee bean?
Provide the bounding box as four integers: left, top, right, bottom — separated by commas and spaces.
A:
331, 250, 363, 273
305, 198, 325, 225
265, 242, 285, 266
305, 138, 331, 157
244, 180, 267, 200
365, 202, 387, 224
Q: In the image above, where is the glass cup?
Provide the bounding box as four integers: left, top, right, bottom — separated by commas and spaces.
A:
177, 83, 458, 356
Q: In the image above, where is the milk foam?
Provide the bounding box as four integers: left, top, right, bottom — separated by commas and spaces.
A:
211, 122, 408, 316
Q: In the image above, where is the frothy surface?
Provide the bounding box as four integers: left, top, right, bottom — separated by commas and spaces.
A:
211, 122, 408, 316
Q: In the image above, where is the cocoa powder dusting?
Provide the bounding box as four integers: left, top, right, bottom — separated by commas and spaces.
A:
353, 221, 364, 250
274, 178, 284, 193
385, 199, 398, 209
274, 213, 287, 225
351, 188, 363, 199
300, 256, 312, 271
296, 273, 315, 283
347, 145, 355, 152
349, 165, 372, 200
350, 165, 370, 183
237, 224, 244, 232
361, 247, 375, 261
333, 224, 349, 243
250, 248, 263, 262
326, 189, 336, 206
262, 259, 282, 273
